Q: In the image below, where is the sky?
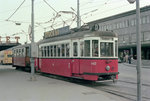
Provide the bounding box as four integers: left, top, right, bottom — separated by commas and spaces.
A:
0, 0, 150, 44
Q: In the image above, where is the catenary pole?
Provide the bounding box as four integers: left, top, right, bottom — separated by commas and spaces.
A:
136, 0, 142, 101
77, 0, 81, 28
127, 0, 142, 101
30, 0, 36, 80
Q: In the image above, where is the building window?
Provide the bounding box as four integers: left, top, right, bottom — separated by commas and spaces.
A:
122, 21, 125, 28
113, 24, 116, 29
147, 16, 150, 23
117, 23, 119, 29
125, 20, 129, 27
84, 40, 90, 57
131, 19, 134, 26
142, 16, 146, 24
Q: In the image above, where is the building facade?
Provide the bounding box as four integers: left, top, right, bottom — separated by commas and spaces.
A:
88, 6, 150, 60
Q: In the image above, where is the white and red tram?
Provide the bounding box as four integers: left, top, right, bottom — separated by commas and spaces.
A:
35, 30, 119, 81
12, 44, 31, 69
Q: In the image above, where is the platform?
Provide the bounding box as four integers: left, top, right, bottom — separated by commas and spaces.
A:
0, 65, 117, 101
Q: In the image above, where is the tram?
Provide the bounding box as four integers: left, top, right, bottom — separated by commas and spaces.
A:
0, 49, 12, 65
12, 44, 31, 69
35, 28, 119, 81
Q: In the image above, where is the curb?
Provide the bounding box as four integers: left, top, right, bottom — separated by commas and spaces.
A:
122, 63, 150, 69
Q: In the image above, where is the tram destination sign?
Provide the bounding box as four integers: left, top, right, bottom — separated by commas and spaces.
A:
44, 26, 70, 39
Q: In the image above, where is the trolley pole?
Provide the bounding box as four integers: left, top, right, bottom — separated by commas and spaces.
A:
30, 0, 36, 81
127, 0, 142, 101
77, 0, 81, 29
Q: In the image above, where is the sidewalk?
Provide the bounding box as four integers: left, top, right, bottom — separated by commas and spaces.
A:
0, 66, 117, 101
122, 62, 150, 69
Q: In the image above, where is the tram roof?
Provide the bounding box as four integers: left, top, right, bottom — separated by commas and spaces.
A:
38, 30, 117, 44
11, 43, 31, 49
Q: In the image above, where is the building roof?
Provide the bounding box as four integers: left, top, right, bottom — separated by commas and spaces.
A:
88, 5, 150, 25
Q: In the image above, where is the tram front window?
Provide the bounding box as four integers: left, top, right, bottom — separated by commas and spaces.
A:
100, 42, 113, 57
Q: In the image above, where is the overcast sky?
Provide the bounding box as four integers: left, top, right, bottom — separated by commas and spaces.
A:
0, 0, 150, 44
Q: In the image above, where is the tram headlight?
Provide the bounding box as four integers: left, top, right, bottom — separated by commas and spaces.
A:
105, 65, 110, 71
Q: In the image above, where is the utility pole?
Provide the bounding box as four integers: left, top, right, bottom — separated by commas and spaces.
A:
30, 0, 36, 81
136, 0, 142, 100
77, 0, 81, 29
127, 0, 142, 101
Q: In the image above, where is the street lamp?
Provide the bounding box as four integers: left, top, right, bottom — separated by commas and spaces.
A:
127, 0, 135, 4
127, 0, 142, 101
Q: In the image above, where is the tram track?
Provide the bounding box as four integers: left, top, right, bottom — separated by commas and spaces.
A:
118, 80, 150, 87
16, 69, 150, 101
37, 73, 150, 101
88, 80, 150, 101
96, 87, 150, 101
42, 74, 150, 101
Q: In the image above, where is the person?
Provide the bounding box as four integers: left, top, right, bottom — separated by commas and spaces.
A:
128, 55, 131, 64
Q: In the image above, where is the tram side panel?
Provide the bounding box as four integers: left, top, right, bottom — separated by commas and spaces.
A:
71, 59, 80, 74
80, 59, 118, 81
39, 58, 72, 77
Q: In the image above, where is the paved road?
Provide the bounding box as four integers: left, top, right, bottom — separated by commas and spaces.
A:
88, 63, 150, 101
0, 65, 117, 101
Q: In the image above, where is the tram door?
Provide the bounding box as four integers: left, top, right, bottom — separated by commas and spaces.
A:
25, 47, 30, 67
71, 40, 80, 74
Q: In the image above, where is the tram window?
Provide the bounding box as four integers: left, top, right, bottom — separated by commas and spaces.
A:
44, 46, 47, 57
13, 50, 16, 57
47, 46, 50, 57
49, 46, 51, 57
61, 44, 65, 57
51, 46, 53, 57
66, 44, 70, 57
84, 40, 90, 57
22, 49, 24, 56
73, 42, 78, 56
92, 40, 98, 57
16, 49, 18, 56
80, 41, 84, 57
26, 47, 30, 57
115, 41, 118, 57
57, 45, 61, 57
19, 49, 21, 56
100, 42, 114, 57
54, 45, 56, 57
41, 47, 44, 57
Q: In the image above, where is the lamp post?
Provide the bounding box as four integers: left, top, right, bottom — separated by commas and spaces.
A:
127, 0, 142, 101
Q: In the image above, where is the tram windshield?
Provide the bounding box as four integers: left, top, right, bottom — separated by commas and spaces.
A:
100, 42, 114, 57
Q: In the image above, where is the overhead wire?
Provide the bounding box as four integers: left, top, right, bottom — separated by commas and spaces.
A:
6, 0, 26, 21
82, 3, 130, 21
43, 0, 69, 27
